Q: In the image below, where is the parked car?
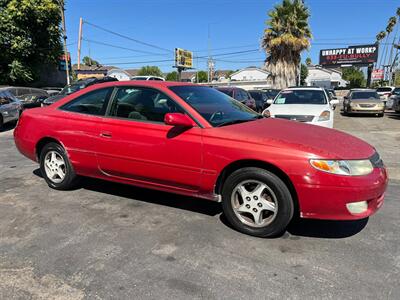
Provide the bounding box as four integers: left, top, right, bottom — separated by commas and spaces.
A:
262, 87, 339, 128
387, 87, 400, 110
43, 76, 118, 106
0, 88, 22, 129
41, 87, 63, 96
215, 87, 256, 110
1, 86, 49, 108
131, 76, 165, 81
248, 90, 269, 112
343, 89, 385, 117
261, 88, 280, 109
14, 81, 388, 238
392, 88, 400, 113
376, 86, 395, 107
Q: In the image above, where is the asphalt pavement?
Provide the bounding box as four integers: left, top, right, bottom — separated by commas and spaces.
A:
0, 109, 399, 299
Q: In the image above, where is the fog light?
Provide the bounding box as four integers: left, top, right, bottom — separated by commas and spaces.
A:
346, 201, 368, 214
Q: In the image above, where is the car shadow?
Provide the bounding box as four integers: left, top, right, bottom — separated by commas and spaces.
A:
0, 121, 16, 132
287, 217, 369, 239
385, 112, 400, 120
33, 168, 222, 217
33, 168, 369, 238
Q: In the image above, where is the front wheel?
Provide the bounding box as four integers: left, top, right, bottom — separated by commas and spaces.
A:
221, 167, 294, 238
39, 142, 80, 190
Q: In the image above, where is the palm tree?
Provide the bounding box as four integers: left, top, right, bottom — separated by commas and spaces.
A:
375, 31, 386, 67
305, 57, 312, 66
381, 16, 397, 68
261, 0, 312, 88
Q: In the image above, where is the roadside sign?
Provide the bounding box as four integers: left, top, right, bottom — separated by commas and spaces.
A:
372, 69, 384, 81
175, 48, 193, 69
59, 52, 71, 71
319, 44, 379, 67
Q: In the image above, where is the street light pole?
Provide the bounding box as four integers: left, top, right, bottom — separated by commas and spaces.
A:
59, 0, 70, 85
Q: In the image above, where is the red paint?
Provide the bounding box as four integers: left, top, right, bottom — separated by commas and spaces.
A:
14, 81, 388, 220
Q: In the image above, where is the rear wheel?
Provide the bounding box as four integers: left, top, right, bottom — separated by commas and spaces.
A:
0, 115, 3, 130
39, 142, 80, 190
221, 167, 294, 238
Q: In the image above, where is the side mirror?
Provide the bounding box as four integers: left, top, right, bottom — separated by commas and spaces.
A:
266, 99, 273, 104
330, 99, 339, 105
164, 113, 195, 127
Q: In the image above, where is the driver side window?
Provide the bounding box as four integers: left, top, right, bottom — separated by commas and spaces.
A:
109, 87, 183, 123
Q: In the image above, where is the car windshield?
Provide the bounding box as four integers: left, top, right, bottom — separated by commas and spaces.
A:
274, 90, 327, 105
351, 92, 379, 100
169, 86, 259, 127
392, 88, 400, 95
60, 83, 86, 95
376, 87, 392, 93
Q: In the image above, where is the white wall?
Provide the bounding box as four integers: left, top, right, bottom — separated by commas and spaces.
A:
231, 69, 269, 81
107, 70, 130, 81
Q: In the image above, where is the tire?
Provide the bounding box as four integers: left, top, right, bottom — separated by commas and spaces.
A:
0, 115, 3, 130
221, 167, 294, 238
378, 113, 384, 118
39, 142, 80, 190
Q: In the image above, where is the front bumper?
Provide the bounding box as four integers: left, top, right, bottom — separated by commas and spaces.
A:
295, 167, 388, 220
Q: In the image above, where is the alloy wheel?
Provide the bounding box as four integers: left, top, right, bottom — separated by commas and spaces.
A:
44, 150, 66, 184
231, 180, 278, 228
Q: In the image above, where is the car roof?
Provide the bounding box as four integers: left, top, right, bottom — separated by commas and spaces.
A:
77, 80, 199, 90
285, 86, 325, 91
350, 89, 376, 92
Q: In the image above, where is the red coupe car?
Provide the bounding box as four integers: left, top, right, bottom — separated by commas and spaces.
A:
14, 81, 388, 237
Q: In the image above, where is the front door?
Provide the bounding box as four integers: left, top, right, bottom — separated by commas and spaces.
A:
96, 86, 203, 192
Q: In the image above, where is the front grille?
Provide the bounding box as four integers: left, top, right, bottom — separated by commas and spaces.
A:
275, 115, 314, 122
359, 104, 376, 108
370, 152, 384, 168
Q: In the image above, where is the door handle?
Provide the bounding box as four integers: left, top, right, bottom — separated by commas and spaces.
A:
100, 131, 112, 138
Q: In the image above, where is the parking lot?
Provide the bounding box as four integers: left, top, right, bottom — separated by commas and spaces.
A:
0, 109, 399, 299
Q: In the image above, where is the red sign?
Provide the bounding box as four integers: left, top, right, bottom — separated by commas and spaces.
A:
372, 69, 384, 80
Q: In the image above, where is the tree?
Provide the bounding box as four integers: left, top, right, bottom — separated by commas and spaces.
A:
0, 0, 62, 84
305, 57, 312, 66
300, 63, 308, 85
137, 66, 163, 77
82, 56, 100, 66
261, 0, 312, 88
342, 67, 365, 88
382, 16, 397, 68
165, 71, 179, 81
195, 71, 208, 83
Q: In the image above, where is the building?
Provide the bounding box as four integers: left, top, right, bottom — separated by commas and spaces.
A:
107, 68, 139, 81
230, 67, 271, 81
305, 66, 348, 88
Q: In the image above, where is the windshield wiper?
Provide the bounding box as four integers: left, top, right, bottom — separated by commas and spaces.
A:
216, 115, 262, 127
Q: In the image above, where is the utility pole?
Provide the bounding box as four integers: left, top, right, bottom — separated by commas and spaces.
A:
59, 0, 70, 85
77, 17, 83, 70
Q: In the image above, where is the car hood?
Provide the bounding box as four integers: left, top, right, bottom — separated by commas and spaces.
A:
213, 118, 375, 159
43, 94, 66, 104
267, 104, 328, 116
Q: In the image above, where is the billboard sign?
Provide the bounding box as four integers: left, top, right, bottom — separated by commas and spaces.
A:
175, 48, 193, 69
319, 44, 378, 67
372, 69, 384, 81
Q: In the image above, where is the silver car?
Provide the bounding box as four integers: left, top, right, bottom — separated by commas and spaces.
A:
0, 89, 22, 129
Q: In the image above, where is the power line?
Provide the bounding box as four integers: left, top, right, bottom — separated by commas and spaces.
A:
82, 38, 168, 56
84, 20, 173, 53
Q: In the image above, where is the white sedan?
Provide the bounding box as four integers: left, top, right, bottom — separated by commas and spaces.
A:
262, 87, 339, 128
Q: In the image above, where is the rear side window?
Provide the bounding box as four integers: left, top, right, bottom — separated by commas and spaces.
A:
61, 88, 113, 116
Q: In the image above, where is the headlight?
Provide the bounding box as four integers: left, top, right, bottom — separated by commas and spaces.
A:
350, 102, 357, 107
310, 159, 373, 176
377, 102, 385, 108
263, 110, 271, 118
318, 110, 330, 121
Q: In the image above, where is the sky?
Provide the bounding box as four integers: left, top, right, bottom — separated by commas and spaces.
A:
64, 0, 400, 72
